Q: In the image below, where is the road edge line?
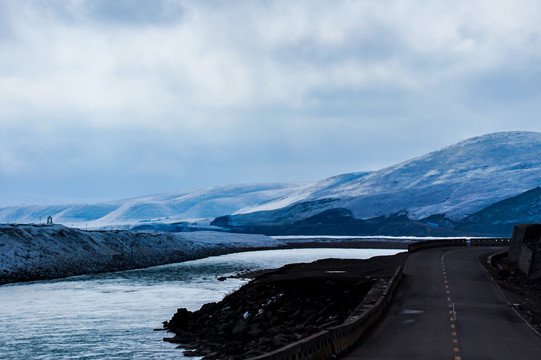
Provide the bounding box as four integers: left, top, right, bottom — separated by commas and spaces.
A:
476, 250, 541, 338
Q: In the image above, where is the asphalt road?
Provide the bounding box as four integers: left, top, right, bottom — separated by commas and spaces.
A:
341, 247, 541, 360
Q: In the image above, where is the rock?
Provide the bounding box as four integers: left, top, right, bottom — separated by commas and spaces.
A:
258, 336, 271, 345
247, 324, 262, 337
231, 320, 247, 335
218, 322, 232, 334
163, 333, 194, 344
272, 334, 287, 347
169, 308, 191, 330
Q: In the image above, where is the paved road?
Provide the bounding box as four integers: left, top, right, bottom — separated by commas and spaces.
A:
341, 247, 541, 360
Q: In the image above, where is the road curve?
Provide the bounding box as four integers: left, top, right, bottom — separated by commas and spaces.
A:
341, 247, 541, 360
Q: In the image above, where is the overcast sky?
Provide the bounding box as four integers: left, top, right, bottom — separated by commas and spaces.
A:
2, 0, 541, 206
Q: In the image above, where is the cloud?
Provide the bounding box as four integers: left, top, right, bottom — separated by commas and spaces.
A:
3, 0, 541, 119
1, 0, 541, 204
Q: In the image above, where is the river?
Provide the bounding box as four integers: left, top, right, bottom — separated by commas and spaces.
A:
0, 248, 402, 359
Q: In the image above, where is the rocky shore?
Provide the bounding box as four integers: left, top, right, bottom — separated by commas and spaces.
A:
163, 252, 407, 359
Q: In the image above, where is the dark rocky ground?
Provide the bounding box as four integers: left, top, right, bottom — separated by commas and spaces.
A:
163, 252, 407, 359
484, 252, 541, 334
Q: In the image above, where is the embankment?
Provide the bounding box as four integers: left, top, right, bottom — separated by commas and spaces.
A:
0, 224, 283, 284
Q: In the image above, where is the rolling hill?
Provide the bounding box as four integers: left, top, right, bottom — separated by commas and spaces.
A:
1, 131, 541, 236
217, 131, 541, 235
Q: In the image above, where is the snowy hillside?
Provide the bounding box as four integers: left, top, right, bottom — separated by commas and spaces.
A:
0, 183, 312, 229
225, 132, 541, 226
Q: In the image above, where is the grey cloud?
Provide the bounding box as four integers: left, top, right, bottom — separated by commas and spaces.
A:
11, 0, 186, 27
0, 1, 13, 40
83, 0, 184, 26
465, 69, 541, 103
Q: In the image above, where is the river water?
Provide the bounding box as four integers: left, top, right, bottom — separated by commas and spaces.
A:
0, 248, 401, 359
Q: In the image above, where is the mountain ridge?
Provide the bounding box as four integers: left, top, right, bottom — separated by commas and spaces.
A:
222, 131, 541, 230
1, 131, 541, 235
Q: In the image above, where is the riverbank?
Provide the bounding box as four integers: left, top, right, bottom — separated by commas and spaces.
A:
0, 224, 283, 285
163, 252, 407, 359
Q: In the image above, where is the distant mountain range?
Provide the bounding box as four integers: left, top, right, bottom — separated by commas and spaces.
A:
0, 183, 311, 229
2, 131, 541, 236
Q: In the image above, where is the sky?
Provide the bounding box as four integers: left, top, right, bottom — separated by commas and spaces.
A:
2, 0, 541, 206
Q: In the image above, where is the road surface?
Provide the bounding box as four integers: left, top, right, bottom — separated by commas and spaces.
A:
341, 247, 541, 360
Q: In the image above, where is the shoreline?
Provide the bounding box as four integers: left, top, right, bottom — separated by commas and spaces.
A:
0, 225, 281, 285
0, 224, 409, 285
1, 241, 407, 285
164, 252, 408, 359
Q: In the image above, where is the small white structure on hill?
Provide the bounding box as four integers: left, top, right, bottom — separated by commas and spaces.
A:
46, 216, 53, 225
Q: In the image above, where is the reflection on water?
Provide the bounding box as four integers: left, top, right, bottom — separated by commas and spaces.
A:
0, 248, 401, 359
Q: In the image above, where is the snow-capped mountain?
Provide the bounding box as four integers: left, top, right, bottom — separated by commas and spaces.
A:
0, 183, 312, 229
223, 131, 541, 228
1, 131, 541, 234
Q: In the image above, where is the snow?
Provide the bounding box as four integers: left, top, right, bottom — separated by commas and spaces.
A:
1, 131, 541, 228
0, 224, 283, 283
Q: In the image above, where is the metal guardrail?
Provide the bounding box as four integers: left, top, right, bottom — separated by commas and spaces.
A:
407, 238, 510, 253
247, 265, 404, 360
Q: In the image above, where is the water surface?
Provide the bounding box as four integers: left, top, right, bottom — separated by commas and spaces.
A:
0, 248, 401, 359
